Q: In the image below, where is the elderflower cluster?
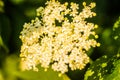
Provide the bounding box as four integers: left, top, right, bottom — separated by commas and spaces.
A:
20, 0, 100, 74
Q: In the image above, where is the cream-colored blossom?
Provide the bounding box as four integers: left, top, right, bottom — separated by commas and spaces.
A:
19, 0, 100, 74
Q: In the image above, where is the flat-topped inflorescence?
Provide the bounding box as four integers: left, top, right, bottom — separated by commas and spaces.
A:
19, 0, 100, 74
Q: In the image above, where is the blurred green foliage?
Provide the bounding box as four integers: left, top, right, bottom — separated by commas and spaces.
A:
84, 15, 120, 80
84, 50, 120, 80
2, 54, 70, 80
0, 0, 120, 80
113, 17, 120, 47
0, 0, 4, 12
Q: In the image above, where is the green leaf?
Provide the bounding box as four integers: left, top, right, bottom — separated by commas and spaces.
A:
0, 36, 9, 64
0, 0, 4, 12
104, 59, 120, 80
0, 70, 4, 80
16, 69, 70, 80
4, 54, 70, 80
0, 35, 9, 53
0, 14, 11, 45
112, 17, 120, 47
84, 50, 120, 80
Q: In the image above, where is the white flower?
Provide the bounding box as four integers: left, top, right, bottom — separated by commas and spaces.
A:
20, 0, 100, 74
